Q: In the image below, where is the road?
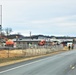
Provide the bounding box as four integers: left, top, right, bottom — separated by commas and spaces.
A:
0, 50, 76, 75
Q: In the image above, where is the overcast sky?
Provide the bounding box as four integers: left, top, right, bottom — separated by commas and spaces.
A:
0, 0, 76, 36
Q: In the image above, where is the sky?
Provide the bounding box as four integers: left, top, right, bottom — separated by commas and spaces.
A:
0, 0, 76, 36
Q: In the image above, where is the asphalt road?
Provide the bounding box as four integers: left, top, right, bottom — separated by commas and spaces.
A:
0, 50, 76, 75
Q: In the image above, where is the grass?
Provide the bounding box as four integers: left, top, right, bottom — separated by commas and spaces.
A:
0, 56, 26, 63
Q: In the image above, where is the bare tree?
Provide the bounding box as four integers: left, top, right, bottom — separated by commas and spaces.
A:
1, 31, 5, 36
5, 28, 12, 36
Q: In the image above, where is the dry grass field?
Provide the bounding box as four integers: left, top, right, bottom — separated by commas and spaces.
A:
0, 46, 67, 58
0, 50, 24, 58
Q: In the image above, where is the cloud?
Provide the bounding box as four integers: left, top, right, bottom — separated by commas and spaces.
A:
3, 14, 76, 29
31, 15, 76, 25
11, 29, 31, 36
0, 0, 76, 36
3, 14, 76, 36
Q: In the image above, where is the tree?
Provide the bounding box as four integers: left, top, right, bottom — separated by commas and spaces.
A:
1, 31, 5, 36
5, 28, 12, 36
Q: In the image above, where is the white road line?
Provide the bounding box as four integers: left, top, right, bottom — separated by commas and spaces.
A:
0, 52, 67, 74
0, 55, 56, 74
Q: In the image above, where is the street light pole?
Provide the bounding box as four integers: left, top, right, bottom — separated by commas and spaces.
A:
16, 36, 18, 48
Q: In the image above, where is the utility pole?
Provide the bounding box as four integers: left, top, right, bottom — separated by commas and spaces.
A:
0, 5, 2, 45
30, 31, 31, 39
0, 5, 2, 34
16, 36, 18, 48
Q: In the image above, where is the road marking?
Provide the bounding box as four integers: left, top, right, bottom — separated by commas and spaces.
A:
0, 51, 69, 74
0, 55, 58, 74
70, 65, 75, 70
71, 66, 75, 70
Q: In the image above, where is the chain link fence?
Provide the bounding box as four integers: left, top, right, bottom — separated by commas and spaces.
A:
0, 43, 69, 63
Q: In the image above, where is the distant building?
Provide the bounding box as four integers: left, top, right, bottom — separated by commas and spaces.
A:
8, 35, 75, 48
